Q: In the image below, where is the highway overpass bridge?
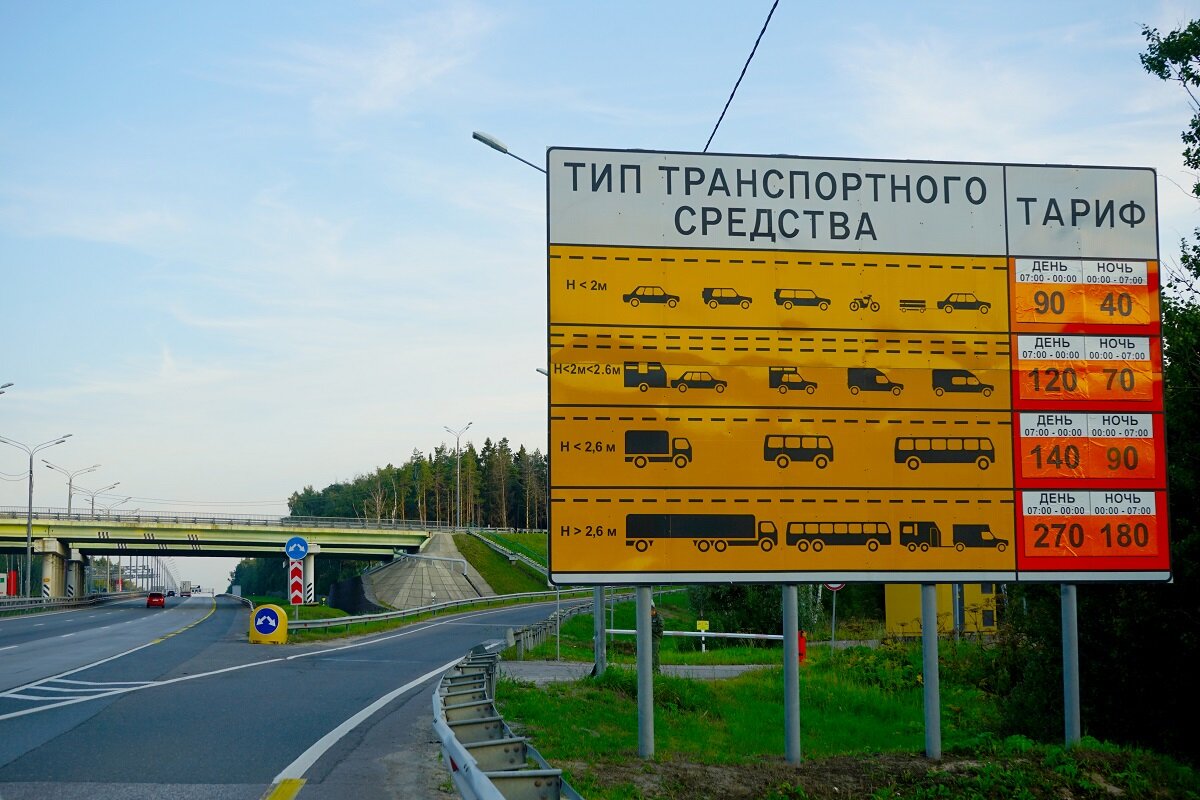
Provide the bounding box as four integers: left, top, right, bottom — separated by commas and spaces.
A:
0, 508, 437, 598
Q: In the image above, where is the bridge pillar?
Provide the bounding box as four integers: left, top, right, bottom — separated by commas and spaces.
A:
35, 539, 68, 598
303, 553, 315, 603
67, 550, 85, 599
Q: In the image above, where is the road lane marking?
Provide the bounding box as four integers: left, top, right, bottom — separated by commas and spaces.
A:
59, 633, 75, 638
263, 778, 306, 800
0, 599, 560, 721
272, 656, 462, 782
0, 645, 17, 652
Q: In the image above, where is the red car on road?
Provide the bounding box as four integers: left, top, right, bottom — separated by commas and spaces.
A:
146, 592, 165, 608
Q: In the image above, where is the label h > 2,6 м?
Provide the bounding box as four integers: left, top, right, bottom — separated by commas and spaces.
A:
559, 525, 618, 538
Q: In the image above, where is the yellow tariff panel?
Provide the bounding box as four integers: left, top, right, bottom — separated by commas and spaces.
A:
549, 346, 1012, 410
550, 246, 1010, 331
550, 488, 1016, 583
551, 408, 1013, 489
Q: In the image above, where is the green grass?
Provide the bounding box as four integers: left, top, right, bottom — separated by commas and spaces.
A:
477, 530, 548, 565
453, 533, 547, 594
496, 643, 1200, 799
511, 593, 788, 665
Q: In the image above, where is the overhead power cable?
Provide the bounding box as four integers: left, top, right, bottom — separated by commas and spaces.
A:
703, 0, 781, 153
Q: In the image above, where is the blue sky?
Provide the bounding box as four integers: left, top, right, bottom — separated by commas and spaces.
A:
2, 1, 1197, 589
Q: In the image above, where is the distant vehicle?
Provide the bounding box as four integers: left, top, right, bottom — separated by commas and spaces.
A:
625, 513, 778, 553
624, 430, 692, 468
763, 434, 833, 469
768, 366, 817, 395
624, 361, 668, 391
671, 370, 726, 393
932, 369, 994, 397
702, 287, 752, 309
849, 294, 880, 312
623, 285, 679, 308
146, 592, 165, 608
179, 580, 192, 596
894, 436, 996, 470
785, 521, 892, 553
952, 524, 1008, 551
774, 288, 830, 311
899, 520, 944, 552
166, 589, 176, 597
937, 292, 991, 313
847, 367, 904, 396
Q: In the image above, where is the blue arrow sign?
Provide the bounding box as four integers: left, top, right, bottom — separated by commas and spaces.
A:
285, 536, 309, 560
254, 606, 281, 635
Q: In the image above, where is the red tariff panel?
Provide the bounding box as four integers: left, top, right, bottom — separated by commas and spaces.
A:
1015, 490, 1169, 576
1010, 413, 1167, 489
1009, 273, 1162, 335
1009, 336, 1163, 412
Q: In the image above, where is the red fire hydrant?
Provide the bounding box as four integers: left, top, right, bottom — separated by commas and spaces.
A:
798, 630, 808, 664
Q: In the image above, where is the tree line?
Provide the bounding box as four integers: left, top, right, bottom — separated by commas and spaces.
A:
287, 438, 548, 530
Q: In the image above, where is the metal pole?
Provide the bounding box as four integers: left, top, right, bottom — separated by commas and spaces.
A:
593, 586, 606, 676
920, 584, 942, 760
782, 584, 801, 764
831, 589, 838, 653
444, 423, 472, 530
636, 585, 654, 758
25, 450, 33, 597
1061, 584, 1081, 747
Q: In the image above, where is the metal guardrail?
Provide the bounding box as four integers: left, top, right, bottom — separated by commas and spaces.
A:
466, 531, 547, 577
286, 589, 595, 631
433, 646, 582, 800
0, 592, 140, 613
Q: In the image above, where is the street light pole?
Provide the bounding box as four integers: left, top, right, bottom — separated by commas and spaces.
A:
43, 460, 100, 515
472, 132, 546, 174
0, 434, 72, 597
75, 482, 120, 515
443, 422, 473, 529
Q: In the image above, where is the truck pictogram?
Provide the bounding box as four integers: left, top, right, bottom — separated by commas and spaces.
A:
625, 513, 778, 553
624, 430, 693, 469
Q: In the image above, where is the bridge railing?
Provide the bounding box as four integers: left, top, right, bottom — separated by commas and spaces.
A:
0, 506, 460, 531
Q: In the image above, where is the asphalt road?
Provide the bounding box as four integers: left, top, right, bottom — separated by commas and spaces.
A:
0, 594, 575, 800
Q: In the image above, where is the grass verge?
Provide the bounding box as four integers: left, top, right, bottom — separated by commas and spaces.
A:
453, 533, 547, 594
496, 644, 1200, 799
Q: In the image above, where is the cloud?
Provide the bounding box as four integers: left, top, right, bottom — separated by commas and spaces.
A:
228, 3, 498, 121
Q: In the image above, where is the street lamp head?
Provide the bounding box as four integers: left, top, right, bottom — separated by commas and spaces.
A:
1, 382, 12, 389
472, 131, 508, 154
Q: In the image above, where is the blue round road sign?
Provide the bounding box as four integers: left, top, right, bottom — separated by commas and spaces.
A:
254, 606, 282, 636
285, 536, 309, 560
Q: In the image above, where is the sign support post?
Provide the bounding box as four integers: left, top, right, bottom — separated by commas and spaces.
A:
592, 586, 606, 676
1061, 584, 1081, 747
636, 586, 654, 758
782, 584, 801, 764
921, 584, 942, 760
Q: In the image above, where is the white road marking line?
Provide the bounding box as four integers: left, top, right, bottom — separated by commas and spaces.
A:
0, 599, 559, 721
59, 633, 75, 638
0, 645, 17, 652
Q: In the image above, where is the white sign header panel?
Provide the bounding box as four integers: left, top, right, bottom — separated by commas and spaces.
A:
548, 149, 1156, 259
